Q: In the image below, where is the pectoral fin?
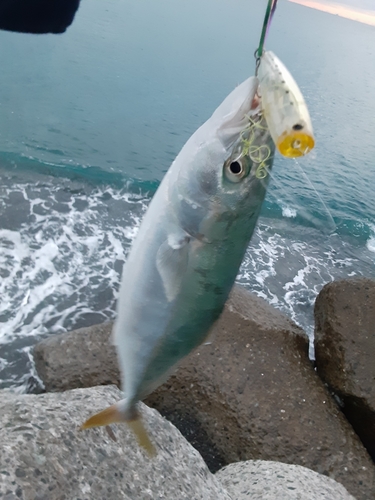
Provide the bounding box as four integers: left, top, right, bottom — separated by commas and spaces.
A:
156, 233, 190, 302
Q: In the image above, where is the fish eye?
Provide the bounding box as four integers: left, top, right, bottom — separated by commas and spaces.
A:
229, 161, 242, 175
293, 123, 304, 131
224, 158, 247, 183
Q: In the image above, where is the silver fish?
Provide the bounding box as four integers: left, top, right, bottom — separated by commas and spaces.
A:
81, 76, 275, 455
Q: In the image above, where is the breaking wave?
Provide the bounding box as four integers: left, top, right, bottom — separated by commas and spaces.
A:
0, 157, 374, 390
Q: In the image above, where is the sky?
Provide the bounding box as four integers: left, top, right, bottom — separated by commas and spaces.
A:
288, 0, 375, 26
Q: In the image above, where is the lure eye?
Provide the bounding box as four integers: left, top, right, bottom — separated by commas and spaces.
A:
224, 158, 248, 183
292, 123, 304, 131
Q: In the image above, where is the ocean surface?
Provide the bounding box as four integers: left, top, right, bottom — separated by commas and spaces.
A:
0, 0, 374, 391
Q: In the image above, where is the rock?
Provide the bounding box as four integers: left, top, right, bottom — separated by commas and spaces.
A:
33, 285, 375, 500
314, 278, 375, 462
0, 385, 232, 500
215, 460, 356, 500
145, 286, 375, 500
34, 322, 119, 392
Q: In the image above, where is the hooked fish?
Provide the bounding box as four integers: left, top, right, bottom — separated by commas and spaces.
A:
257, 50, 315, 158
81, 76, 275, 455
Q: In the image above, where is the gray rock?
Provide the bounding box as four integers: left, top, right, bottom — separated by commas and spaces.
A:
0, 385, 232, 500
315, 278, 375, 461
215, 460, 357, 500
34, 322, 119, 392
146, 286, 375, 500
33, 285, 375, 499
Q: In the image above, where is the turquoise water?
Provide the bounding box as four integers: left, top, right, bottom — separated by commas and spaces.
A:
0, 0, 374, 389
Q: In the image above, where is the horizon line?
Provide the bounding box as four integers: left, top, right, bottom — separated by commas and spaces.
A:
288, 0, 375, 27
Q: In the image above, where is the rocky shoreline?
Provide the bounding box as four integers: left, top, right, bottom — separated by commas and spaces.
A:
1, 278, 374, 499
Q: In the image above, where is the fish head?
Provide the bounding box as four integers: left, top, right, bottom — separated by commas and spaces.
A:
195, 76, 274, 210
170, 76, 275, 242
214, 76, 260, 150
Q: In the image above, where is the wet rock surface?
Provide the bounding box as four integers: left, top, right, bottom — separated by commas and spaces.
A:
315, 278, 375, 462
0, 386, 232, 500
215, 460, 356, 500
33, 285, 375, 500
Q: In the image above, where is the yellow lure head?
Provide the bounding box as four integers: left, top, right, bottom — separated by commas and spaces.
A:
277, 130, 315, 158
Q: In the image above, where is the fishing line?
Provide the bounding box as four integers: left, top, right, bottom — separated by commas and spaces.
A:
255, 0, 278, 71
293, 158, 337, 232
261, 160, 337, 234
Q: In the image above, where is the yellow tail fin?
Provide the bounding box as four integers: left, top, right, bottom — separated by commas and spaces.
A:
80, 404, 122, 429
127, 418, 156, 458
80, 403, 156, 458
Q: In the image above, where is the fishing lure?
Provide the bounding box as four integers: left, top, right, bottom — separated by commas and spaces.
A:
254, 0, 315, 158
257, 50, 315, 158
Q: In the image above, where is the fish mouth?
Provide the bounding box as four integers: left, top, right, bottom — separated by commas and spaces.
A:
216, 77, 260, 150
250, 90, 261, 112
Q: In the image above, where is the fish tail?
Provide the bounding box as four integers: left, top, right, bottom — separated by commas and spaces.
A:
127, 417, 156, 457
80, 403, 122, 430
80, 402, 156, 458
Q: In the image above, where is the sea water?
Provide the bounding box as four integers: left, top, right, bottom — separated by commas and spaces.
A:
0, 0, 374, 390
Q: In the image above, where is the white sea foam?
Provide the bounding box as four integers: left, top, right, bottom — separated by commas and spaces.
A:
282, 206, 297, 218
0, 183, 148, 349
0, 179, 374, 390
237, 221, 373, 347
366, 224, 375, 254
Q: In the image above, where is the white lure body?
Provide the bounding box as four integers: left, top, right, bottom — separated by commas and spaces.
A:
257, 50, 315, 158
